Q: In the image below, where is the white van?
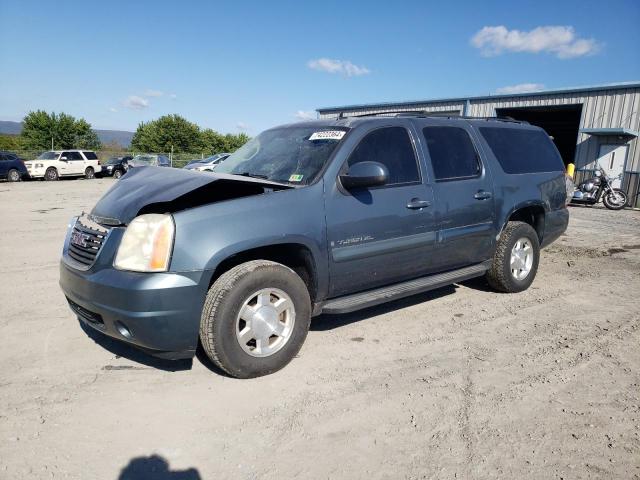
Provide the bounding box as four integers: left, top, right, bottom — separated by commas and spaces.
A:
25, 150, 100, 180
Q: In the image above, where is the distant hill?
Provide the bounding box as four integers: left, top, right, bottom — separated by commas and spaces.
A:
0, 120, 134, 148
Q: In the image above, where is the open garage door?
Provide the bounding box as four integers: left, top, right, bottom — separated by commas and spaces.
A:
495, 104, 582, 167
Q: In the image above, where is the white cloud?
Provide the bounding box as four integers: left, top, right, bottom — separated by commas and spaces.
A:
471, 25, 599, 59
495, 83, 546, 94
123, 95, 149, 110
236, 122, 249, 131
144, 89, 164, 97
169, 93, 177, 99
294, 110, 315, 120
109, 107, 118, 113
307, 58, 370, 77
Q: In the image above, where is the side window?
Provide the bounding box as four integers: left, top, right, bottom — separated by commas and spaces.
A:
422, 127, 480, 181
347, 127, 419, 185
479, 127, 564, 174
83, 151, 98, 160
68, 152, 83, 160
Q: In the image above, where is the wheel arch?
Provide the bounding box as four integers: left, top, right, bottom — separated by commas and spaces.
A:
501, 202, 546, 243
204, 241, 322, 304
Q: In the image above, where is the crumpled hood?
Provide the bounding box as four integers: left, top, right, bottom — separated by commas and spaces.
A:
90, 166, 290, 225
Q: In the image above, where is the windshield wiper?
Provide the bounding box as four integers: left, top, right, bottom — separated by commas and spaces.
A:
235, 172, 269, 180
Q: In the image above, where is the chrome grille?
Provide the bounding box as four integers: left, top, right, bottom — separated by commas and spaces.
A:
67, 215, 110, 267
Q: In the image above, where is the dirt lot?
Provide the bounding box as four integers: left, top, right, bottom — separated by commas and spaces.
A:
1, 178, 639, 479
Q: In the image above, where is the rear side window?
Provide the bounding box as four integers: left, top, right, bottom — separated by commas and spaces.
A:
63, 151, 83, 160
479, 127, 564, 174
422, 127, 480, 181
347, 127, 420, 185
83, 151, 98, 160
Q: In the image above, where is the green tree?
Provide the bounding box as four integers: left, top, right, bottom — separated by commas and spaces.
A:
20, 110, 102, 150
131, 114, 201, 153
0, 134, 23, 151
74, 119, 101, 150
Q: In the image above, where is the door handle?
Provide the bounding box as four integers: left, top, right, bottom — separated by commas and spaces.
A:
474, 191, 492, 200
406, 198, 431, 209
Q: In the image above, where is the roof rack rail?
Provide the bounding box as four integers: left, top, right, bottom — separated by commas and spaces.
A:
336, 111, 528, 124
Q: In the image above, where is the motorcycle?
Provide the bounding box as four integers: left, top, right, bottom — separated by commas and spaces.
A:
570, 166, 628, 210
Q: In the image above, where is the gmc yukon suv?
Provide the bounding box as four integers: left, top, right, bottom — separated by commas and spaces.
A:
59, 115, 569, 378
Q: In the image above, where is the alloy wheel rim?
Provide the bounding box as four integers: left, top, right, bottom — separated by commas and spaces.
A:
510, 237, 534, 281
235, 288, 295, 358
9, 170, 19, 181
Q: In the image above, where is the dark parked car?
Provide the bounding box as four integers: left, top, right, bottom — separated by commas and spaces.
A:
60, 115, 569, 378
100, 156, 132, 179
0, 151, 29, 182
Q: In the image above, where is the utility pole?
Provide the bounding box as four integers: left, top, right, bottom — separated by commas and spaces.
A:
170, 145, 174, 167
51, 136, 54, 150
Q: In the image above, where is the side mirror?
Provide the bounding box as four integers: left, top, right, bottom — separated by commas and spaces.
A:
60, 156, 68, 161
340, 161, 389, 189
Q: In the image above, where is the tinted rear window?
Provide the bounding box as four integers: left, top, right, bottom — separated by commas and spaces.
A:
479, 127, 564, 174
83, 151, 98, 160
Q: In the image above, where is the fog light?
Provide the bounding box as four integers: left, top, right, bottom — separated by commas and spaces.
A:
115, 321, 133, 339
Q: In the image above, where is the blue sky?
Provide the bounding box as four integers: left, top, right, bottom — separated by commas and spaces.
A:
1, 0, 639, 134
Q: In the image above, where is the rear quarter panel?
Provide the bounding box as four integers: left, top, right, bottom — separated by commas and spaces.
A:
468, 124, 568, 243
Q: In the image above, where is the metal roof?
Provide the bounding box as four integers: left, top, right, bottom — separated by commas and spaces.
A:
579, 127, 639, 137
317, 81, 640, 114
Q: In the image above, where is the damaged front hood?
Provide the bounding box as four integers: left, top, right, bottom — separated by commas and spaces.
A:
90, 166, 291, 225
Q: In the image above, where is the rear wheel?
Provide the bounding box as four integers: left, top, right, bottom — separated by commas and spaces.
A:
603, 188, 627, 210
113, 169, 122, 179
44, 167, 58, 181
200, 260, 311, 378
7, 169, 20, 182
84, 167, 95, 179
486, 221, 540, 293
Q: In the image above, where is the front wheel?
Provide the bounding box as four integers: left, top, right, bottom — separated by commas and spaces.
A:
603, 188, 627, 210
200, 260, 311, 378
44, 167, 59, 181
486, 221, 540, 293
84, 167, 95, 179
7, 169, 21, 182
113, 169, 122, 179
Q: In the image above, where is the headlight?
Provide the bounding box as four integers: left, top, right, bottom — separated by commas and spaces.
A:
114, 214, 175, 272
107, 165, 113, 170
36, 163, 44, 168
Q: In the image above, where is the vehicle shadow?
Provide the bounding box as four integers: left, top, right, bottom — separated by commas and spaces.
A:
79, 321, 192, 372
118, 454, 201, 480
311, 284, 457, 331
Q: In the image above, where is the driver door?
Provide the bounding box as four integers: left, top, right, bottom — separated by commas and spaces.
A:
324, 124, 437, 297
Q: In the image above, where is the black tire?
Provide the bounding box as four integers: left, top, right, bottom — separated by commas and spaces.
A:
602, 188, 627, 210
85, 167, 95, 179
486, 221, 540, 293
44, 167, 58, 181
7, 169, 21, 182
113, 169, 122, 179
200, 260, 311, 378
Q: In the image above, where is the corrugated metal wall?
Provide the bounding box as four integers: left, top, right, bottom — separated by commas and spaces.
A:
318, 86, 640, 205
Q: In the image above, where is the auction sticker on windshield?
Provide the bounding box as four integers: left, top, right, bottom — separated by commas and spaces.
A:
309, 131, 345, 141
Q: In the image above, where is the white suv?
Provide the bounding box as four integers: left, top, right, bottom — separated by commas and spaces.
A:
25, 150, 100, 181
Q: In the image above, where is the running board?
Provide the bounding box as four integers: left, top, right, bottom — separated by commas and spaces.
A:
319, 262, 490, 315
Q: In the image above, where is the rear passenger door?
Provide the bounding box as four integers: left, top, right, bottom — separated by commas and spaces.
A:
325, 124, 437, 297
419, 123, 496, 270
64, 151, 85, 175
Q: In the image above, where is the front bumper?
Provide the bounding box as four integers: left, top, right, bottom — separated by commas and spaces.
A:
59, 222, 210, 360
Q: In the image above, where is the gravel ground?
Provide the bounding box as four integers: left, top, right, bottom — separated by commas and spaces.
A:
0, 178, 639, 480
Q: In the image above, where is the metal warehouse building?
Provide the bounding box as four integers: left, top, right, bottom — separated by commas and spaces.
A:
317, 82, 640, 207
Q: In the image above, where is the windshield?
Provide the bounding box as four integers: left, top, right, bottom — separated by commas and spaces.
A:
106, 157, 122, 165
37, 151, 59, 160
214, 126, 348, 184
